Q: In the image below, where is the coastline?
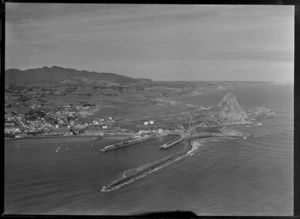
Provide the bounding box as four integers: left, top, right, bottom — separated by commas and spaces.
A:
4, 136, 100, 143
4, 135, 128, 143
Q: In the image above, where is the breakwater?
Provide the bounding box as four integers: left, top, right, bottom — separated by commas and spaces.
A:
100, 140, 192, 192
99, 135, 155, 152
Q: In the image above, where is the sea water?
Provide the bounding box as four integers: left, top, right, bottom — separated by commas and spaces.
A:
4, 84, 293, 215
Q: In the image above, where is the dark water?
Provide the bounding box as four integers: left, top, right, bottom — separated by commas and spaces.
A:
5, 84, 293, 215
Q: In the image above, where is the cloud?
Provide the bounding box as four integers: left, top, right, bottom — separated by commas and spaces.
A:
5, 4, 294, 81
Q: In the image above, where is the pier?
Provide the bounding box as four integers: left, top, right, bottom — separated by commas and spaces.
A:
99, 135, 155, 152
159, 137, 184, 149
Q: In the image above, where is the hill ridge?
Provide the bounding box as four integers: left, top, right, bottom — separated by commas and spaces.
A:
5, 66, 153, 87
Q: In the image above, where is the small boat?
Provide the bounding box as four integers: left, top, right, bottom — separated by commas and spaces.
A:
66, 148, 68, 150
243, 136, 247, 140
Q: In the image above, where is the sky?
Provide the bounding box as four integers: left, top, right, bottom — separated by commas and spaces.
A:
6, 4, 294, 81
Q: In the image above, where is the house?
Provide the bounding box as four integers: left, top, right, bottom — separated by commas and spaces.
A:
143, 121, 149, 126
149, 120, 154, 125
5, 122, 15, 126
93, 120, 99, 125
158, 128, 163, 134
108, 117, 113, 120
102, 126, 108, 129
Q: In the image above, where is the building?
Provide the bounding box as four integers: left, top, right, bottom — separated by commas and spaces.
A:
138, 130, 151, 135
158, 128, 163, 134
143, 121, 149, 126
133, 134, 142, 138
102, 126, 108, 129
5, 122, 15, 126
108, 117, 113, 120
149, 120, 154, 125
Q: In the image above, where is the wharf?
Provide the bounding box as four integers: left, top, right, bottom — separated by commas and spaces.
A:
99, 135, 155, 152
159, 137, 184, 149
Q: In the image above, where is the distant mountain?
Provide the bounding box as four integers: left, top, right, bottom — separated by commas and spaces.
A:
5, 66, 153, 87
214, 92, 248, 123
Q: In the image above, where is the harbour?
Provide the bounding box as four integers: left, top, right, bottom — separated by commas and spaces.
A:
100, 139, 192, 192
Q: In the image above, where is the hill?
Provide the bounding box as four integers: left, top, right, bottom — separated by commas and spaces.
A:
215, 92, 248, 123
5, 66, 153, 87
192, 92, 248, 126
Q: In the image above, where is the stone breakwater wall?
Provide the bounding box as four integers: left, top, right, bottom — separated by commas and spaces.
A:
100, 144, 191, 192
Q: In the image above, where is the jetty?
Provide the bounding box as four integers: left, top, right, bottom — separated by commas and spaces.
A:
159, 137, 184, 149
99, 135, 155, 152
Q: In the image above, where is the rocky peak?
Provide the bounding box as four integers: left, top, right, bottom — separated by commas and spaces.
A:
216, 92, 248, 123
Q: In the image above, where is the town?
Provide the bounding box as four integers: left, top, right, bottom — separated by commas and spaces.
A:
4, 102, 165, 139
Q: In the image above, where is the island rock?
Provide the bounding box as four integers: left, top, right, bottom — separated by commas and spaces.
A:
249, 106, 275, 118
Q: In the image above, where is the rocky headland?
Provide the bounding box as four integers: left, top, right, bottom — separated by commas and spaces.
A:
248, 106, 276, 119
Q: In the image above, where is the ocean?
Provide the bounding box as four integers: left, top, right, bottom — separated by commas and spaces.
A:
4, 84, 293, 215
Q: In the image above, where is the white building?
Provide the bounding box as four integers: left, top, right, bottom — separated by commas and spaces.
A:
149, 120, 154, 125
102, 126, 108, 129
143, 121, 149, 126
158, 128, 163, 134
55, 125, 59, 129
93, 120, 99, 125
108, 117, 113, 120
